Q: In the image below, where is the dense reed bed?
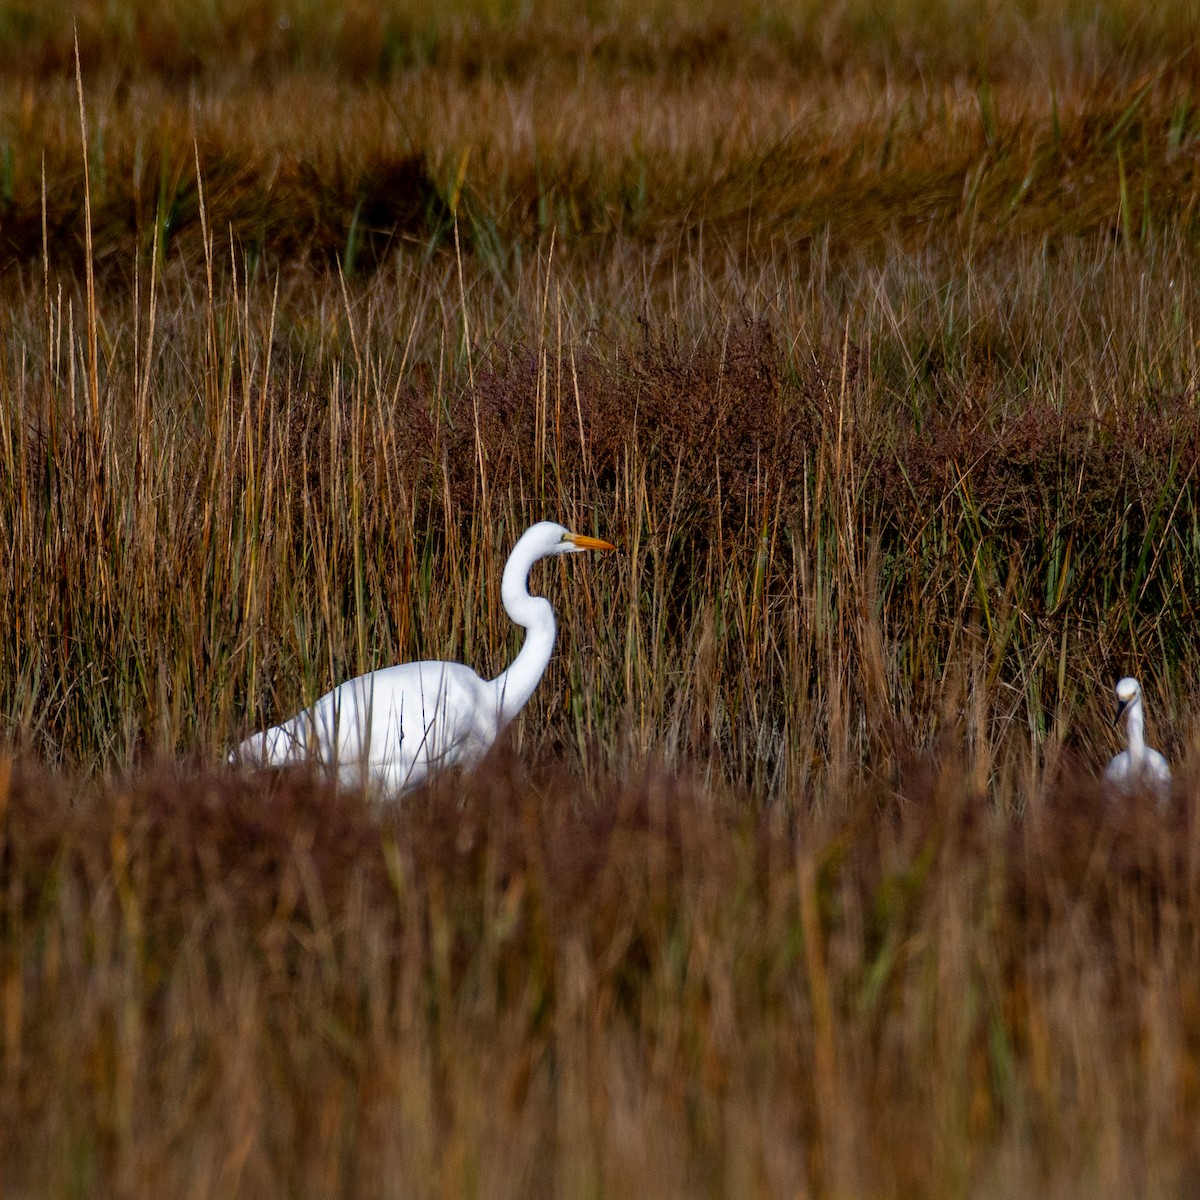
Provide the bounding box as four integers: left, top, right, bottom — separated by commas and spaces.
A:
2, 0, 1200, 1194
5, 757, 1200, 1197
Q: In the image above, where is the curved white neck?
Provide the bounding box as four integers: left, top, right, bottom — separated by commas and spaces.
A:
1126, 700, 1146, 762
491, 538, 558, 727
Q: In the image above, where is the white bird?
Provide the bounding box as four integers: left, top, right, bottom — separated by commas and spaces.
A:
1102, 676, 1171, 803
232, 521, 615, 793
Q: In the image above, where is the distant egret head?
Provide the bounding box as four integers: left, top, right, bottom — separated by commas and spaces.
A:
1114, 676, 1142, 724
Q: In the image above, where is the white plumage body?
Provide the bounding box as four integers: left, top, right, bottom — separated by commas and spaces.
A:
236, 660, 504, 792
1102, 745, 1171, 796
1102, 676, 1171, 805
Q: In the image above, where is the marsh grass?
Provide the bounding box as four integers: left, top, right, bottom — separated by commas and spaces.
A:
4, 756, 1200, 1197
2, 1, 1200, 1194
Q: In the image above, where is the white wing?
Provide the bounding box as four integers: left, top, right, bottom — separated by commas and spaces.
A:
1103, 749, 1171, 802
1103, 750, 1131, 787
237, 661, 500, 794
1144, 748, 1172, 790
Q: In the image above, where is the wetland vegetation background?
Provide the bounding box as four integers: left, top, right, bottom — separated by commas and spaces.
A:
2, 0, 1200, 1194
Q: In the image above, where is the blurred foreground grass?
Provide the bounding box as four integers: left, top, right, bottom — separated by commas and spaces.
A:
5, 756, 1200, 1198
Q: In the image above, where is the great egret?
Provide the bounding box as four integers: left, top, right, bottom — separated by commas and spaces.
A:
1102, 676, 1171, 803
232, 521, 615, 793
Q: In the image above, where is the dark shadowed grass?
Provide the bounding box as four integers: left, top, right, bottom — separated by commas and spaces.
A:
4, 70, 1199, 279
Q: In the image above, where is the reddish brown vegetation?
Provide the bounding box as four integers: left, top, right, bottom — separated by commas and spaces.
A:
4, 755, 1200, 1196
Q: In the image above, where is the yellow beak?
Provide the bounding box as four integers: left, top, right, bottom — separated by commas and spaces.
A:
564, 531, 617, 552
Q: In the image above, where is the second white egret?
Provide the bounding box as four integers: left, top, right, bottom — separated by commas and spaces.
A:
1102, 676, 1171, 803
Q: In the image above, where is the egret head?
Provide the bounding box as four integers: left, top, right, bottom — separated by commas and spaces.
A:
521, 521, 616, 557
1114, 676, 1142, 725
